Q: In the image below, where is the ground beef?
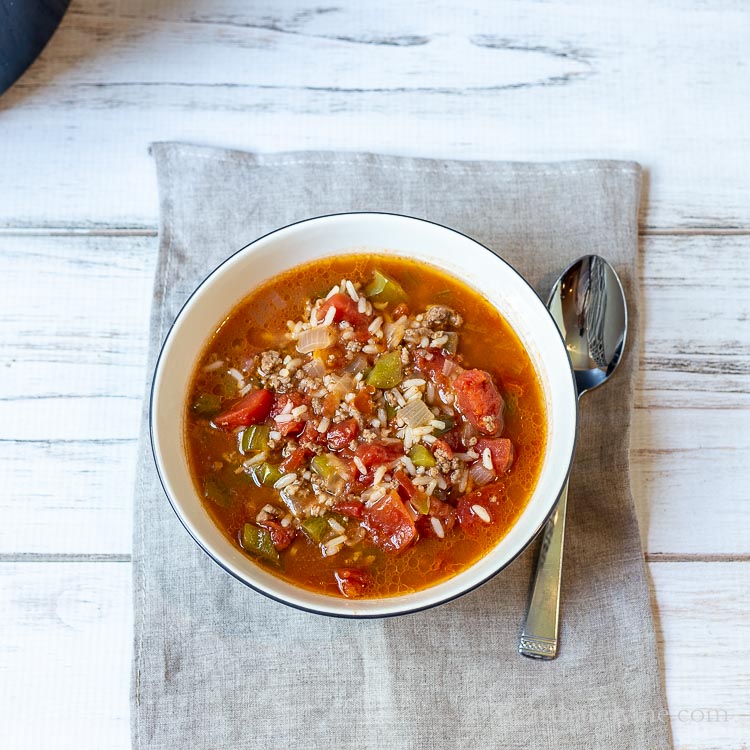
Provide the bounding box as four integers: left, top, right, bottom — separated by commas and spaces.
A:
259, 350, 282, 375
423, 305, 463, 329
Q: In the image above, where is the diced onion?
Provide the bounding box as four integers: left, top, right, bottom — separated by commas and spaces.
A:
384, 322, 406, 349
469, 461, 495, 487
303, 357, 326, 378
442, 357, 460, 377
344, 354, 368, 375
326, 373, 355, 399
397, 398, 433, 428
296, 326, 336, 354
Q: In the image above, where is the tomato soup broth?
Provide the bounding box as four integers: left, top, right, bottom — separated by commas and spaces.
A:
185, 254, 546, 598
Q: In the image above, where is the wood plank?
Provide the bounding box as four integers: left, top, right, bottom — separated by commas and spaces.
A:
1, 0, 749, 229
1, 561, 747, 749
0, 562, 132, 750
1, 232, 747, 555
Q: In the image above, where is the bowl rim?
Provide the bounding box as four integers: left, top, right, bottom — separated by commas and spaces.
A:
149, 211, 578, 618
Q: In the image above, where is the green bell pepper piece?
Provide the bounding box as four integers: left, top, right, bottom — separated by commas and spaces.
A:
240, 424, 270, 455
432, 414, 455, 435
301, 516, 330, 543
251, 462, 282, 488
366, 351, 403, 389
203, 476, 231, 507
409, 444, 435, 468
241, 524, 280, 564
364, 270, 407, 304
192, 393, 221, 417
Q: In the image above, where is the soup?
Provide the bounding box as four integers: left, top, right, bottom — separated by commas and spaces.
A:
185, 254, 546, 599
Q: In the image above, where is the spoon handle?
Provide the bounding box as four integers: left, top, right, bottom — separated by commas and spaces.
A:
518, 483, 568, 659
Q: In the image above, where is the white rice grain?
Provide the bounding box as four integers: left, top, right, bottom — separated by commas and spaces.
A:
400, 456, 417, 475
482, 447, 494, 471
238, 382, 254, 397
324, 535, 347, 555
243, 452, 267, 468
472, 504, 492, 523
317, 417, 330, 433
269, 430, 282, 441
426, 479, 438, 496
402, 386, 420, 401
325, 285, 340, 299
362, 344, 380, 355
362, 485, 387, 507
328, 518, 346, 534
402, 378, 426, 389
430, 517, 445, 539
291, 404, 308, 418
323, 305, 336, 327
368, 316, 384, 334
430, 419, 446, 431
373, 465, 388, 486
357, 296, 367, 313
274, 413, 295, 424
353, 456, 367, 475
203, 359, 224, 372
227, 368, 245, 385
422, 434, 437, 445
345, 280, 359, 301
273, 473, 298, 490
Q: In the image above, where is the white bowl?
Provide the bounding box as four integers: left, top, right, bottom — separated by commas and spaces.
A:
151, 213, 577, 617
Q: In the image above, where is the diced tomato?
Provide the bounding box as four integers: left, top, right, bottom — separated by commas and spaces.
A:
355, 441, 404, 469
334, 568, 373, 598
413, 348, 451, 383
213, 388, 273, 432
258, 520, 295, 551
332, 500, 365, 519
393, 470, 418, 501
456, 482, 506, 535
280, 445, 309, 473
363, 490, 417, 553
321, 392, 341, 419
327, 418, 359, 452
352, 386, 376, 416
324, 345, 350, 370
270, 393, 308, 436
432, 439, 453, 460
475, 437, 515, 474
453, 369, 504, 435
416, 497, 457, 539
318, 294, 369, 329
298, 420, 326, 448
440, 427, 466, 453
392, 303, 409, 318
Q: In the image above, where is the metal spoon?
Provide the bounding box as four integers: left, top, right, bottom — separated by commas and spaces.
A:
519, 255, 628, 659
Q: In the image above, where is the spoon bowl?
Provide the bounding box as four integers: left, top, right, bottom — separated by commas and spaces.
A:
548, 255, 628, 396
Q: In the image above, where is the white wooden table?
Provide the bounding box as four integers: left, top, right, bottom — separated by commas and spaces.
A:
1, 2, 748, 747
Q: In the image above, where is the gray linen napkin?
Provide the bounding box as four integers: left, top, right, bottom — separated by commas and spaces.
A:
132, 144, 671, 750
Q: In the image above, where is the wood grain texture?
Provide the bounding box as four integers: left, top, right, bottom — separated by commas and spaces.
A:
1, 233, 747, 555
0, 0, 749, 229
1, 561, 747, 750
